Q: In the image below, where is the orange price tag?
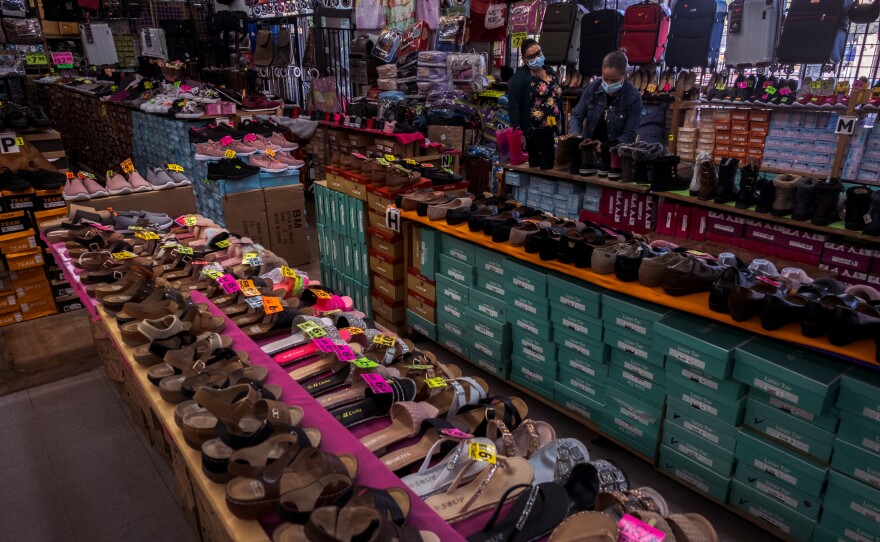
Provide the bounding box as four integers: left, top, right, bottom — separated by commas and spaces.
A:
120, 158, 135, 174
65, 171, 75, 179
262, 296, 283, 314
311, 289, 333, 300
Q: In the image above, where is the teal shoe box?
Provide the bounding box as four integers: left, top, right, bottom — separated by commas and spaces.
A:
733, 462, 822, 521
733, 337, 844, 414
662, 419, 735, 476
507, 308, 553, 341
824, 470, 880, 530
510, 354, 555, 400
603, 326, 662, 366
437, 297, 466, 322
610, 348, 665, 385
469, 352, 510, 380
468, 288, 507, 324
437, 332, 469, 360
435, 274, 469, 306
744, 398, 834, 462
440, 235, 475, 265
665, 357, 747, 401
654, 313, 752, 380
728, 480, 815, 541
469, 327, 512, 364
438, 254, 475, 287
554, 381, 605, 424
831, 437, 880, 490
551, 303, 604, 343
511, 328, 556, 367
604, 383, 663, 438
464, 307, 511, 344
838, 366, 880, 426
437, 311, 468, 341
602, 292, 673, 339
547, 273, 604, 319
503, 260, 548, 302
607, 357, 666, 408
667, 373, 746, 426
601, 415, 658, 459
836, 414, 880, 461
557, 345, 607, 382
558, 364, 606, 403
554, 326, 608, 364
476, 269, 507, 298
815, 509, 880, 542
735, 428, 828, 497
658, 444, 731, 502
406, 309, 437, 341
512, 294, 550, 319
472, 245, 506, 278
664, 396, 738, 451
418, 227, 440, 278
749, 389, 839, 433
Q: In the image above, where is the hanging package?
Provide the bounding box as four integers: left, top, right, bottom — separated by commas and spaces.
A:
372, 26, 402, 63
435, 16, 469, 52
509, 0, 547, 34
471, 0, 508, 41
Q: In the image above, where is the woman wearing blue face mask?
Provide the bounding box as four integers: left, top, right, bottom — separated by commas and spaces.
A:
569, 50, 642, 179
506, 38, 562, 170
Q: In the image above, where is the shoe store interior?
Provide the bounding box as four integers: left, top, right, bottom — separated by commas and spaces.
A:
2, 0, 880, 540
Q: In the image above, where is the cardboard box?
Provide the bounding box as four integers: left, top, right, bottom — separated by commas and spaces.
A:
728, 481, 815, 541
93, 186, 196, 217
0, 306, 23, 326
659, 445, 731, 502
18, 293, 57, 321
15, 278, 51, 304
264, 185, 309, 266
5, 249, 44, 271
0, 230, 37, 254
706, 211, 746, 237
654, 313, 752, 379
33, 188, 66, 211
406, 289, 436, 324
689, 206, 709, 241
0, 210, 31, 235
2, 187, 35, 211
427, 126, 465, 151
822, 241, 874, 273
222, 190, 270, 247
735, 428, 828, 497
0, 290, 17, 310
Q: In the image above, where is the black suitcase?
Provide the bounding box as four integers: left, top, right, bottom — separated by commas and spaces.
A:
776, 0, 850, 64
578, 9, 624, 76
664, 0, 727, 68
540, 3, 584, 65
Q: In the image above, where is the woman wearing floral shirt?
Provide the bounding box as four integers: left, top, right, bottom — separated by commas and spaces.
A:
507, 38, 562, 170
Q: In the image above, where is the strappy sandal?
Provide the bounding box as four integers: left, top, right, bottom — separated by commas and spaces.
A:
489, 419, 556, 459
202, 428, 322, 484
451, 396, 529, 436
145, 334, 234, 385
243, 307, 300, 341
467, 482, 571, 542
400, 436, 495, 498
225, 447, 358, 520
529, 438, 591, 485
548, 511, 619, 542
425, 456, 534, 523
273, 506, 440, 542
314, 365, 401, 409
300, 350, 391, 398
345, 486, 411, 525
288, 344, 363, 382
328, 377, 417, 428
358, 401, 440, 453
425, 377, 489, 418
133, 330, 220, 367
100, 273, 157, 314
158, 345, 256, 404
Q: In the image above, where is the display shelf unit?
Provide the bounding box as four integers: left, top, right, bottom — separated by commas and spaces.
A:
497, 163, 652, 193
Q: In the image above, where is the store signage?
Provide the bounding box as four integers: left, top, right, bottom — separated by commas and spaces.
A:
511, 32, 527, 48
25, 53, 47, 65
835, 115, 858, 135
52, 52, 74, 68
385, 206, 401, 232
0, 133, 22, 154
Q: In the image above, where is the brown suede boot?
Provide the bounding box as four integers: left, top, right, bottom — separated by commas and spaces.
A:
697, 160, 718, 201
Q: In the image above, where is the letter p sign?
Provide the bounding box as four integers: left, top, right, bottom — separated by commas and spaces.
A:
0, 132, 21, 154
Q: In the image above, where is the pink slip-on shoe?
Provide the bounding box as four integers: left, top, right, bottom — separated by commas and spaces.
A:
127, 170, 153, 192
63, 177, 91, 201
248, 154, 288, 173
81, 175, 109, 198
268, 132, 297, 151
106, 172, 133, 195
194, 141, 226, 161
272, 151, 304, 170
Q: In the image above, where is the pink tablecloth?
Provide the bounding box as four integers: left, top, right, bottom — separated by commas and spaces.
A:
44, 236, 101, 322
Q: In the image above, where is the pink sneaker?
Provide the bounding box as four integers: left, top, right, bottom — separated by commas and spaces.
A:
194, 140, 226, 161
248, 154, 288, 173
63, 177, 91, 201
273, 151, 305, 170
223, 138, 258, 156
106, 172, 133, 195
268, 132, 297, 151
245, 134, 281, 153
81, 175, 109, 198
127, 170, 153, 192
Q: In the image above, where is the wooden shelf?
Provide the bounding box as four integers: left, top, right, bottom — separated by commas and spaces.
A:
497, 163, 652, 194
759, 166, 830, 178
658, 190, 880, 244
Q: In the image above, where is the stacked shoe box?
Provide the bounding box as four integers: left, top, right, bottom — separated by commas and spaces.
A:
598, 293, 673, 459
405, 224, 438, 341
549, 273, 608, 425
815, 367, 880, 541
655, 313, 752, 503
504, 259, 549, 393
695, 109, 715, 158
435, 239, 476, 367
762, 111, 838, 175
314, 181, 371, 316
0, 226, 56, 323
307, 125, 326, 181
728, 338, 842, 540
504, 170, 529, 203
857, 124, 880, 182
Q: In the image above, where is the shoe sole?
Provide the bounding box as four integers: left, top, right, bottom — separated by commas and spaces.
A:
258, 167, 288, 173
149, 181, 177, 190
63, 193, 92, 202
108, 188, 133, 195
283, 164, 304, 170
195, 154, 224, 161
176, 113, 203, 119
131, 186, 153, 192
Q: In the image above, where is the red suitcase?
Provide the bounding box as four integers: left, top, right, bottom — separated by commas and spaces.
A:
620, 1, 671, 65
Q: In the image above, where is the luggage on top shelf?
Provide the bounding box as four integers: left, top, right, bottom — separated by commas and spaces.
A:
578, 9, 625, 76
724, 0, 783, 67
664, 0, 727, 68
539, 2, 585, 65
619, 1, 671, 65
775, 0, 850, 65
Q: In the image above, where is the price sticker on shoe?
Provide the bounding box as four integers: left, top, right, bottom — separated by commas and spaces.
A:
441, 428, 474, 440
333, 343, 357, 361
220, 135, 235, 147
245, 296, 264, 309
215, 239, 231, 249
135, 231, 160, 240
312, 338, 336, 352
425, 377, 447, 388
217, 274, 241, 295
342, 326, 364, 336
182, 215, 198, 227
262, 296, 283, 314
224, 149, 236, 159
167, 163, 184, 173
376, 158, 390, 167
311, 288, 333, 300
281, 266, 298, 278
266, 149, 276, 157
361, 373, 392, 393
468, 441, 497, 464
128, 226, 144, 231
120, 158, 135, 174
202, 269, 223, 280
291, 275, 305, 296
353, 358, 380, 369
372, 334, 397, 347
243, 133, 257, 143
384, 154, 397, 162
112, 251, 137, 259
297, 321, 328, 339
176, 245, 194, 255
66, 171, 75, 179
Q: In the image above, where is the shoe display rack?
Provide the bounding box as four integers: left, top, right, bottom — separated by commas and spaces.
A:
395, 209, 880, 541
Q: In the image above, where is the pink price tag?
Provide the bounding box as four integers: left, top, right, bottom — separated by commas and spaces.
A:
618, 515, 666, 542
312, 338, 336, 352
92, 223, 114, 231
220, 135, 234, 147
180, 84, 192, 92
174, 215, 188, 226
333, 344, 356, 361
243, 133, 257, 143
361, 373, 393, 394
441, 428, 474, 439
217, 274, 240, 294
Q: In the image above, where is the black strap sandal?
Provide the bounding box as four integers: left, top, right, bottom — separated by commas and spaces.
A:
467, 482, 571, 542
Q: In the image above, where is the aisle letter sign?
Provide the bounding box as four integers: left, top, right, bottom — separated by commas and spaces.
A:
835, 115, 858, 135
0, 133, 20, 154
385, 206, 401, 232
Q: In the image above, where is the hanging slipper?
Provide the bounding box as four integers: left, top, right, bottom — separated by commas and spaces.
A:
467, 482, 571, 542
548, 511, 619, 542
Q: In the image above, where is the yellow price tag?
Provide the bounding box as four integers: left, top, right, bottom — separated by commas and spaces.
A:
224, 149, 236, 159
266, 149, 276, 157
343, 327, 364, 335
372, 334, 397, 347
405, 158, 418, 165
183, 216, 198, 226
135, 231, 160, 240
376, 158, 390, 167
15, 137, 25, 146
176, 245, 194, 255
646, 83, 657, 93
242, 252, 258, 262
467, 441, 497, 464
203, 270, 223, 279
120, 158, 135, 174
281, 266, 298, 278
144, 81, 153, 89
668, 134, 675, 141
511, 31, 527, 49
426, 377, 447, 388
311, 289, 333, 300
215, 239, 232, 248
167, 163, 184, 172
112, 251, 136, 259
384, 154, 397, 162
353, 358, 379, 368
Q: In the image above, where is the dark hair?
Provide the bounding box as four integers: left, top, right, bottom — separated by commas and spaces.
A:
520, 38, 539, 60
602, 49, 629, 73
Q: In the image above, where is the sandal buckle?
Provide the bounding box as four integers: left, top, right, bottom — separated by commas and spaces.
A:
89, 242, 101, 251
191, 360, 206, 373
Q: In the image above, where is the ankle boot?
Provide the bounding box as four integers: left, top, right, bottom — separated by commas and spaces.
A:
633, 159, 649, 183
844, 186, 873, 230
770, 174, 799, 216
689, 153, 710, 196
526, 134, 541, 168
620, 155, 635, 182
753, 177, 776, 213
736, 163, 760, 208
553, 135, 571, 170
864, 190, 880, 236
539, 132, 555, 170
567, 136, 583, 175
697, 160, 718, 201
648, 155, 685, 191
580, 144, 599, 176
791, 176, 819, 221
714, 157, 740, 203
608, 149, 622, 180
811, 178, 843, 226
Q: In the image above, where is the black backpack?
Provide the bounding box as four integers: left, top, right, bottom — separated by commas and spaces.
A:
578, 9, 624, 76
776, 0, 850, 64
